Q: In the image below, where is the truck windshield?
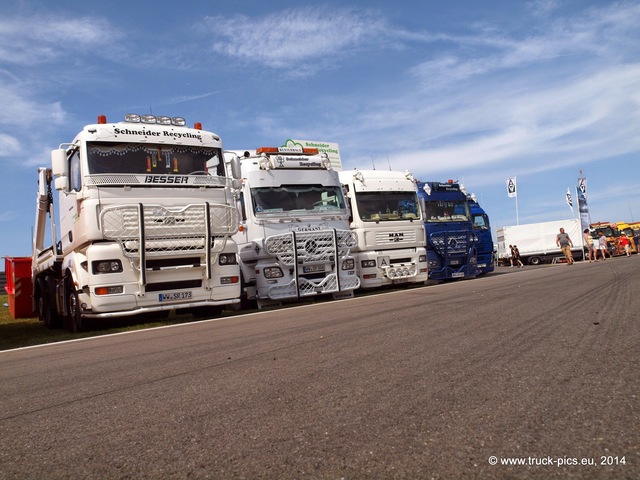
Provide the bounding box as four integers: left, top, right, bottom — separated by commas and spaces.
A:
473, 214, 490, 230
592, 227, 616, 238
425, 200, 470, 223
86, 142, 222, 175
355, 192, 420, 221
251, 185, 345, 215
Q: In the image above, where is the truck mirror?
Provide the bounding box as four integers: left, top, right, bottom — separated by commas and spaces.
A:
230, 155, 242, 180
54, 176, 68, 191
51, 149, 68, 177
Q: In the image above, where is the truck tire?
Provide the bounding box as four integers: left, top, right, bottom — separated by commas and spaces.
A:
35, 278, 47, 324
65, 280, 82, 333
39, 276, 62, 329
529, 256, 542, 265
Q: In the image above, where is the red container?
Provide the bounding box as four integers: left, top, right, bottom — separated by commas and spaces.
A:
4, 257, 36, 319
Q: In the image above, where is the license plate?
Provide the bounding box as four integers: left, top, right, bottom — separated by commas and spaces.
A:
303, 265, 325, 273
451, 272, 464, 278
158, 291, 192, 301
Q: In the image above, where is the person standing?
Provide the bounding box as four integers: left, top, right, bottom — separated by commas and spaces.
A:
583, 229, 596, 262
556, 227, 574, 265
619, 234, 631, 257
511, 244, 524, 267
597, 231, 608, 260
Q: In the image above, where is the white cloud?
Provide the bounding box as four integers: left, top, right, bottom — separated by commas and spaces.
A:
0, 14, 120, 65
0, 133, 20, 156
203, 7, 388, 72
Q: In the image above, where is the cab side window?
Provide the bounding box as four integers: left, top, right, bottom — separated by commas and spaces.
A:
69, 150, 82, 191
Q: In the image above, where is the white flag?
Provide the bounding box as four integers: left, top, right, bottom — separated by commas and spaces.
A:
578, 177, 587, 197
566, 188, 573, 209
506, 177, 517, 198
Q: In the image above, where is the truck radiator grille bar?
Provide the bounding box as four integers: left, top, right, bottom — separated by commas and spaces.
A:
429, 230, 472, 256
101, 203, 239, 258
265, 229, 357, 265
267, 273, 360, 299
374, 230, 417, 246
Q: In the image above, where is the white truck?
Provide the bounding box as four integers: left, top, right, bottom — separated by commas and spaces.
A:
33, 114, 241, 332
496, 219, 584, 265
339, 170, 428, 287
222, 146, 360, 309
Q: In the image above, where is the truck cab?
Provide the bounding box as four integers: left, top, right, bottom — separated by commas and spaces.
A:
224, 146, 360, 308
416, 180, 479, 280
339, 169, 428, 288
32, 114, 240, 331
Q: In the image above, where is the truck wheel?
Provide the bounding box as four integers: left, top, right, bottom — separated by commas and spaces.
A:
35, 279, 48, 324
40, 277, 62, 329
65, 286, 82, 333
529, 257, 541, 266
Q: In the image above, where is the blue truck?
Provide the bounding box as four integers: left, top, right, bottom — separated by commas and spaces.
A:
416, 181, 479, 280
467, 195, 495, 275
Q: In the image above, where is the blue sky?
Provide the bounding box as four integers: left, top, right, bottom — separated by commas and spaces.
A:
2, 0, 640, 258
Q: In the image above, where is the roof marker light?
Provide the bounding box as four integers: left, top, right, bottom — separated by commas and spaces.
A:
97, 115, 107, 124
124, 114, 141, 123
256, 147, 280, 154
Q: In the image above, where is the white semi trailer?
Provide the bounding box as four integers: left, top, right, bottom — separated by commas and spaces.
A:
496, 219, 584, 265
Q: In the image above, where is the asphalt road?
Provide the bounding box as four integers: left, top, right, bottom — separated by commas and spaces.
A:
1, 257, 638, 479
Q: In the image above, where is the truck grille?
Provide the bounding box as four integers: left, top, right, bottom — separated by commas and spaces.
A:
265, 230, 357, 265
429, 230, 472, 256
101, 203, 239, 257
374, 229, 417, 247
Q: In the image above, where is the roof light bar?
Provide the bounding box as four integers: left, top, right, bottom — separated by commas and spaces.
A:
123, 114, 189, 126
256, 146, 320, 155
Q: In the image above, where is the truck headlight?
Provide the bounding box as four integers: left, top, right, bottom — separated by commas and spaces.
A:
263, 267, 284, 278
218, 253, 237, 265
419, 255, 427, 263
361, 259, 376, 268
342, 259, 355, 270
92, 260, 123, 274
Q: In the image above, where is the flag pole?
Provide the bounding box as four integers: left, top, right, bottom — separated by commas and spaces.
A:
577, 185, 586, 261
